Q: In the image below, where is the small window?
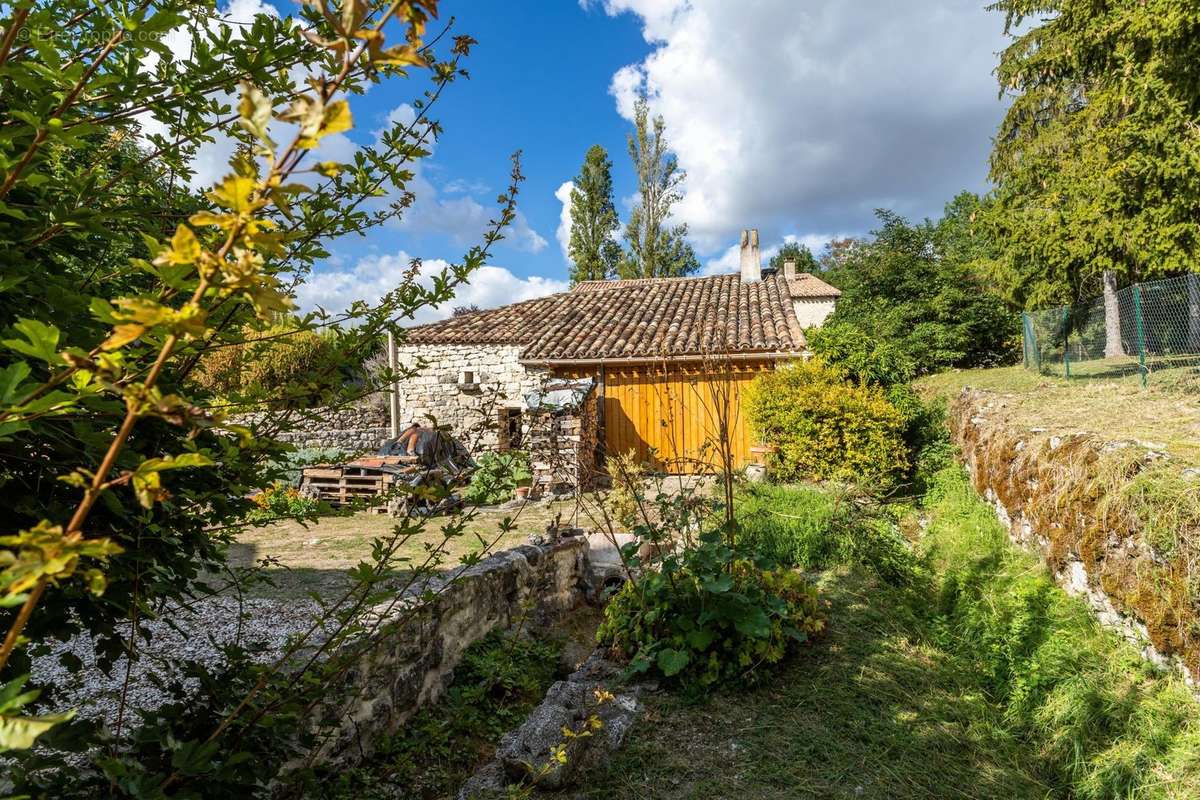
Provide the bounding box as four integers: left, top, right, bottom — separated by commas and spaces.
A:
498, 407, 522, 451
461, 370, 475, 385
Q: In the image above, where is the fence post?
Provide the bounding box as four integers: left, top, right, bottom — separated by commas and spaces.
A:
1133, 284, 1147, 388
1034, 315, 1041, 372
1021, 312, 1030, 369
1061, 307, 1071, 378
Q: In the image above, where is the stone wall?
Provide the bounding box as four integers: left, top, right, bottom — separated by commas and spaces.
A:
791, 297, 836, 328
949, 389, 1198, 686
312, 538, 592, 766
234, 403, 391, 453
393, 342, 546, 451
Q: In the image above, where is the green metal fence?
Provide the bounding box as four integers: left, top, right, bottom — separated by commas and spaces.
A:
1022, 274, 1200, 387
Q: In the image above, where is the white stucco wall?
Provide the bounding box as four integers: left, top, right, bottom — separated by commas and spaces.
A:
792, 298, 837, 328
392, 343, 545, 451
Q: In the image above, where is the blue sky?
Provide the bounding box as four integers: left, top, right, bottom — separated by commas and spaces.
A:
215, 1, 1013, 320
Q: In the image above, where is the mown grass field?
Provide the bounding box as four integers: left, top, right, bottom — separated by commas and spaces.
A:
574, 567, 1052, 800
916, 365, 1200, 465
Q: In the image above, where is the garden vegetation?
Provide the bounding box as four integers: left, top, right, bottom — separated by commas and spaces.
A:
744, 358, 910, 489
0, 1, 534, 795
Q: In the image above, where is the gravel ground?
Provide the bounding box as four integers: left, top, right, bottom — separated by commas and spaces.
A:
32, 594, 326, 727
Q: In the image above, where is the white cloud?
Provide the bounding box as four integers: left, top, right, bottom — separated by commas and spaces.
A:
597, 0, 1008, 252
555, 180, 575, 263
295, 252, 567, 323
368, 103, 548, 254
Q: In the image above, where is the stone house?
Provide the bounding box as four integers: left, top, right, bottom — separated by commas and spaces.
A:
389, 230, 839, 475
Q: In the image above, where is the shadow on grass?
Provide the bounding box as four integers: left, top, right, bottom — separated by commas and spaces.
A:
222, 541, 460, 602
572, 567, 1052, 800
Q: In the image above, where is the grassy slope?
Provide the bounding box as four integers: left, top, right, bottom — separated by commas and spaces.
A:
577, 567, 1048, 800
574, 468, 1200, 800
915, 365, 1200, 465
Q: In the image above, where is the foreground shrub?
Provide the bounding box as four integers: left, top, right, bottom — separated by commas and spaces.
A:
597, 534, 824, 687
735, 483, 922, 587
921, 465, 1200, 799
463, 451, 531, 505
745, 359, 909, 489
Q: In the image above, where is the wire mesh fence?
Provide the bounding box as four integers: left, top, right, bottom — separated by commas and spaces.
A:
1022, 273, 1200, 386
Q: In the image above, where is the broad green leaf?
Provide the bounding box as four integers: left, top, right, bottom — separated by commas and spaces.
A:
733, 608, 771, 639
701, 574, 733, 594
656, 648, 690, 677
2, 318, 61, 363
685, 627, 716, 651
0, 361, 31, 403
0, 709, 75, 752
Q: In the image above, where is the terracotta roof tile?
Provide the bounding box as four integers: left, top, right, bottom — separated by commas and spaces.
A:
786, 273, 841, 297
403, 273, 816, 361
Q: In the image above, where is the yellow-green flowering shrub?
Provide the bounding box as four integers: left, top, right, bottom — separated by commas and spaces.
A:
745, 359, 909, 489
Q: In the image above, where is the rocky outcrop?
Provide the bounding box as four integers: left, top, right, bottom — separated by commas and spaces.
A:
950, 388, 1199, 685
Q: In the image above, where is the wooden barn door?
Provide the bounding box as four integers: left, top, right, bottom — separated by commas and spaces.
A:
601, 362, 772, 473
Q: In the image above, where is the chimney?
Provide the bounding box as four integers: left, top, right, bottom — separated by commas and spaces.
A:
739, 229, 761, 283
783, 259, 797, 280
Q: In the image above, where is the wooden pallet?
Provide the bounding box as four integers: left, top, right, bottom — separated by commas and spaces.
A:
301, 464, 401, 511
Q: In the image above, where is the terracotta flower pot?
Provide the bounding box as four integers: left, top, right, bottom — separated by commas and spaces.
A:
515, 486, 531, 500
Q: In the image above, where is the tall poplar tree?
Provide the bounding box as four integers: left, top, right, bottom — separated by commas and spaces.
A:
620, 97, 699, 278
567, 145, 621, 284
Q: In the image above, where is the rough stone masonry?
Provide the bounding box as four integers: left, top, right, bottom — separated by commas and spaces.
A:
309, 537, 592, 768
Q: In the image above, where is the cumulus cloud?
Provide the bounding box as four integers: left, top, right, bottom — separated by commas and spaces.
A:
554, 180, 575, 263
369, 103, 548, 254
294, 252, 568, 323
595, 0, 1009, 253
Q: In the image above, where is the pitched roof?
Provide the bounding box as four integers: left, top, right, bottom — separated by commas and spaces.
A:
786, 273, 842, 298
403, 272, 821, 362
572, 272, 840, 298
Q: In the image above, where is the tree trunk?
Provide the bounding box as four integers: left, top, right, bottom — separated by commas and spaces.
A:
1103, 270, 1124, 359
1187, 272, 1200, 352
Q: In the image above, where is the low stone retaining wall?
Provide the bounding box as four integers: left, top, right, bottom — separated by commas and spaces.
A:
312, 538, 592, 766
949, 389, 1198, 686
234, 404, 391, 453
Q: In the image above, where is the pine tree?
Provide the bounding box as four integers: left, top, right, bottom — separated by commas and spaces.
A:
984, 0, 1200, 309
567, 145, 620, 284
620, 97, 698, 278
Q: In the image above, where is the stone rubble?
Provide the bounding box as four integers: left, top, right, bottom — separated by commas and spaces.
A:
456, 652, 643, 799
